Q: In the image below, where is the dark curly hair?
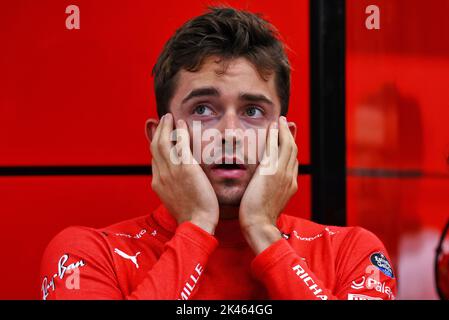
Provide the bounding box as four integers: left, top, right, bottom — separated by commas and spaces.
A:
152, 6, 291, 118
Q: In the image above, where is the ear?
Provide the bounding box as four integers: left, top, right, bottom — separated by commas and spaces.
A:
145, 118, 159, 143
287, 121, 297, 139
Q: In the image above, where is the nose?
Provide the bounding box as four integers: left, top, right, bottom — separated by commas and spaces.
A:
217, 110, 243, 150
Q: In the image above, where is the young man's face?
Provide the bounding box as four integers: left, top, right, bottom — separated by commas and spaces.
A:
167, 56, 281, 206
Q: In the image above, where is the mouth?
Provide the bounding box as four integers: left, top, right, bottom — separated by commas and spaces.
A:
210, 160, 247, 179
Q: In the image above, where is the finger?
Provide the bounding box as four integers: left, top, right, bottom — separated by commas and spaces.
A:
286, 120, 298, 170
152, 115, 164, 148
151, 157, 160, 189
278, 116, 292, 167
264, 121, 278, 159
287, 141, 299, 171
158, 113, 174, 161
259, 121, 278, 173
152, 115, 172, 174
291, 159, 299, 192
150, 115, 164, 162
175, 119, 194, 164
292, 159, 299, 182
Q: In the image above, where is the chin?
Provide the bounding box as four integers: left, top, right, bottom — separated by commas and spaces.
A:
217, 195, 242, 206
214, 185, 245, 207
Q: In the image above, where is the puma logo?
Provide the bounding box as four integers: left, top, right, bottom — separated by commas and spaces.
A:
114, 248, 141, 269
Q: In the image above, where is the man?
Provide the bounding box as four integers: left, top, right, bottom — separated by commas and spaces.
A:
40, 7, 397, 300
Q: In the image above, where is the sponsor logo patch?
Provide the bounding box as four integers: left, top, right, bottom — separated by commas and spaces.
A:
41, 254, 86, 300
350, 274, 395, 300
370, 252, 395, 278
348, 293, 383, 300
292, 264, 328, 300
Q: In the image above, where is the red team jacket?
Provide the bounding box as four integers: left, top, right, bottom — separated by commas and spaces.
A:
40, 204, 397, 300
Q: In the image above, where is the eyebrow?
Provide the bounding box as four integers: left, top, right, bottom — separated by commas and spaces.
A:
181, 86, 274, 106
239, 92, 274, 106
181, 87, 220, 104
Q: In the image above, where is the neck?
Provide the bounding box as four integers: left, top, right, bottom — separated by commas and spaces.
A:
219, 205, 240, 220
215, 205, 247, 246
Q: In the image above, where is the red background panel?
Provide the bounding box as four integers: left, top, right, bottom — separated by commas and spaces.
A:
346, 54, 449, 174
346, 0, 449, 174
0, 0, 310, 166
0, 176, 159, 299
346, 0, 449, 299
346, 0, 449, 57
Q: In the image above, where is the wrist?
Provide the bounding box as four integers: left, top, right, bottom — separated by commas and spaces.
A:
242, 223, 282, 255
189, 216, 217, 235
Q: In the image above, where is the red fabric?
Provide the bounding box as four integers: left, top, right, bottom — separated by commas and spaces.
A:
40, 205, 397, 300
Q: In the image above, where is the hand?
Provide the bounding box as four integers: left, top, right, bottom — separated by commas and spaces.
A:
149, 113, 219, 235
239, 116, 299, 254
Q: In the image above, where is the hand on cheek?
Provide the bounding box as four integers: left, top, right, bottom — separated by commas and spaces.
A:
239, 116, 299, 254
149, 113, 220, 235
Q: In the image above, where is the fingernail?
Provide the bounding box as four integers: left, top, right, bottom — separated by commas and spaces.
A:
273, 122, 278, 129
177, 119, 183, 127
281, 116, 287, 123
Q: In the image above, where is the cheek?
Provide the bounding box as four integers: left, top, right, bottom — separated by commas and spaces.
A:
239, 119, 270, 133
252, 129, 268, 162
170, 109, 186, 126
239, 136, 263, 163
188, 127, 223, 163
233, 125, 270, 162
